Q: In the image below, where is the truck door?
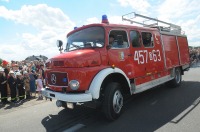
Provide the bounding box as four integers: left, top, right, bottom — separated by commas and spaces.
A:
128, 30, 146, 78
107, 29, 134, 78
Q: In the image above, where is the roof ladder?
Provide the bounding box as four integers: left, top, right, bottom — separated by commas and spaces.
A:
122, 12, 183, 35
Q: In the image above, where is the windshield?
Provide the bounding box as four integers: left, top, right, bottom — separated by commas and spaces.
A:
66, 26, 105, 51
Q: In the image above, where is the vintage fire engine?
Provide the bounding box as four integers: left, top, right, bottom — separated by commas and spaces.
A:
42, 12, 190, 120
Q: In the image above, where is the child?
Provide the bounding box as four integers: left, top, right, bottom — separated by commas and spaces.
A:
35, 74, 43, 99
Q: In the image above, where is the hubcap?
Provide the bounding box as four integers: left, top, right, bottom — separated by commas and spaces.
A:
113, 90, 123, 114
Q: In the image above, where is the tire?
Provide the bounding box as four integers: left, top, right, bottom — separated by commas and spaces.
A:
103, 82, 123, 121
166, 68, 182, 88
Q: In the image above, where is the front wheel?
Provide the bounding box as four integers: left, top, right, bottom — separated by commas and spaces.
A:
166, 68, 182, 88
103, 82, 123, 121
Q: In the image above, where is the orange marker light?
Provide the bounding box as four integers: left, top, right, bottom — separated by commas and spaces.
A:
111, 64, 115, 69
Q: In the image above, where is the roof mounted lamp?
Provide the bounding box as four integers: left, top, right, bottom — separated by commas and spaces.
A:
102, 15, 109, 24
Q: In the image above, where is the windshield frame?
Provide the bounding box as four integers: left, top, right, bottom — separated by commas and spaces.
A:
65, 26, 105, 52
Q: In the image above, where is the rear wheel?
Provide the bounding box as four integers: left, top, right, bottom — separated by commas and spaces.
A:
166, 68, 182, 87
103, 82, 123, 121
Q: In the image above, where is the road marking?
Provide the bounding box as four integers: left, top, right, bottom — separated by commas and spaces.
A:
63, 123, 85, 132
171, 97, 200, 123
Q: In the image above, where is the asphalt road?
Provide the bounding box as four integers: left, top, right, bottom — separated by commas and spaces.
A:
0, 64, 200, 132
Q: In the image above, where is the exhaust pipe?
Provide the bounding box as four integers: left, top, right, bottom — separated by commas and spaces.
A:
56, 100, 62, 107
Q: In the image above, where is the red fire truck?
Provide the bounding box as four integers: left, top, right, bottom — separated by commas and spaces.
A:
42, 12, 190, 120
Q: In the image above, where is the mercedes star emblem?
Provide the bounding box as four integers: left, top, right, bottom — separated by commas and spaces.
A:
51, 74, 56, 84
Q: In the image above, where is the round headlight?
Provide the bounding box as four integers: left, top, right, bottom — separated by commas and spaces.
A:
69, 80, 80, 90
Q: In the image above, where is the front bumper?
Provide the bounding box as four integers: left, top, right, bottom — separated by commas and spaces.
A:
41, 88, 93, 103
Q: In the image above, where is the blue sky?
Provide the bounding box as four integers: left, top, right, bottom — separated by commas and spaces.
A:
0, 0, 200, 61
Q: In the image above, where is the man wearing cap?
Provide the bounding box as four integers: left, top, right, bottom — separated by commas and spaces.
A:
8, 70, 17, 103
0, 67, 9, 104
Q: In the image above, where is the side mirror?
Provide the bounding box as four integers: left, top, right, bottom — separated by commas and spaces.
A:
57, 40, 63, 48
56, 40, 63, 53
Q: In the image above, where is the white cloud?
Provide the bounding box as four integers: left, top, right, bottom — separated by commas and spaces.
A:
117, 0, 150, 13
157, 0, 199, 19
0, 44, 26, 61
109, 16, 122, 24
0, 4, 75, 31
84, 17, 99, 25
0, 42, 59, 62
181, 15, 200, 41
0, 4, 75, 61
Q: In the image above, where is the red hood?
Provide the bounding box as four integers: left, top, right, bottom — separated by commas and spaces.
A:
51, 49, 101, 68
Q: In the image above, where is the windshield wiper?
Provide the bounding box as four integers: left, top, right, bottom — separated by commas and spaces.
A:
71, 44, 81, 49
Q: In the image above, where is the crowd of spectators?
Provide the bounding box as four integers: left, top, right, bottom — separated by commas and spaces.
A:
189, 47, 200, 66
0, 60, 46, 105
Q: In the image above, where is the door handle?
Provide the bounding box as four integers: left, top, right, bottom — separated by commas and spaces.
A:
128, 54, 132, 56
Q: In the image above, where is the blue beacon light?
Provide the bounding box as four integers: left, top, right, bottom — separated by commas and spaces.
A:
74, 27, 78, 30
102, 15, 109, 24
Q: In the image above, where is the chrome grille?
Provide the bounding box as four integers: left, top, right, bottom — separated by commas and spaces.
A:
47, 72, 68, 86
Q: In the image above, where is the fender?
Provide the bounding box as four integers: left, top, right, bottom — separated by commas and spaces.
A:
88, 67, 131, 99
